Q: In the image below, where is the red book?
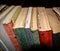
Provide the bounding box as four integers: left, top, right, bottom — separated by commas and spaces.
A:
38, 7, 52, 47
38, 30, 52, 47
2, 6, 22, 51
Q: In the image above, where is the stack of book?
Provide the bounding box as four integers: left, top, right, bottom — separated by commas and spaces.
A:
0, 5, 60, 51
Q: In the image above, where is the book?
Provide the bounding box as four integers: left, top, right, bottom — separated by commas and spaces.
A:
38, 7, 52, 47
31, 7, 40, 45
0, 6, 16, 51
0, 39, 9, 51
53, 7, 60, 16
53, 7, 60, 20
13, 8, 29, 50
25, 7, 34, 46
46, 8, 60, 48
0, 5, 14, 21
2, 6, 22, 51
0, 5, 9, 14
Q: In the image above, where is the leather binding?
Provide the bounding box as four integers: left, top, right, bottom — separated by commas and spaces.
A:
38, 7, 52, 47
31, 7, 40, 45
13, 8, 29, 50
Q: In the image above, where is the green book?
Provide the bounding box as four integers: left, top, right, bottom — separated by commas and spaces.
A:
31, 7, 40, 45
13, 8, 29, 50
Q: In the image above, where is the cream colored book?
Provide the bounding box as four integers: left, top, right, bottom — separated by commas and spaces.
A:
46, 8, 60, 34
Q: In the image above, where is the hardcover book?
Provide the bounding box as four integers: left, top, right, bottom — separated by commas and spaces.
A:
2, 6, 22, 51
46, 8, 60, 48
25, 7, 34, 46
31, 7, 40, 45
38, 7, 52, 47
13, 8, 29, 50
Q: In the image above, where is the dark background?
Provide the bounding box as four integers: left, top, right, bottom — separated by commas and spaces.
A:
0, 0, 60, 7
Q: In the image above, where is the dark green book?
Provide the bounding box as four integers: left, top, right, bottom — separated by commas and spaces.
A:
31, 7, 40, 45
13, 8, 29, 50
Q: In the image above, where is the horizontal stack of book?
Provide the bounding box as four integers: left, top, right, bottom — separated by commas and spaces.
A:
0, 5, 60, 51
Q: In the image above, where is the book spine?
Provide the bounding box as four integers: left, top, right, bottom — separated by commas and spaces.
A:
25, 28, 34, 46
32, 31, 40, 45
0, 24, 16, 51
14, 28, 29, 50
3, 22, 22, 51
38, 30, 52, 47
